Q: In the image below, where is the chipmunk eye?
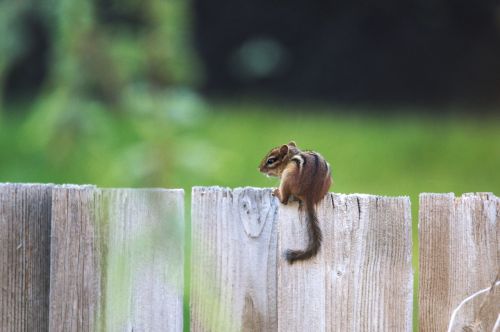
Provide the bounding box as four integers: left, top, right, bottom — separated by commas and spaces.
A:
267, 157, 277, 165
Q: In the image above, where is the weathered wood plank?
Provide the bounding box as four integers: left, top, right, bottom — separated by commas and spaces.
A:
191, 188, 413, 332
0, 184, 53, 332
419, 193, 499, 332
103, 189, 184, 331
49, 185, 102, 331
49, 186, 184, 332
190, 187, 278, 331
277, 194, 413, 332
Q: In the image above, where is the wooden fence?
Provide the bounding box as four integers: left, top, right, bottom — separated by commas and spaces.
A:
419, 193, 499, 332
1, 184, 184, 332
0, 184, 498, 331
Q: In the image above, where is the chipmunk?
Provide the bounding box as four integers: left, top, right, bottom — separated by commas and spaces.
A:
259, 141, 332, 263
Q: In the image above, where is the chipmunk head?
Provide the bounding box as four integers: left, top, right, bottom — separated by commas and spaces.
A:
259, 141, 298, 177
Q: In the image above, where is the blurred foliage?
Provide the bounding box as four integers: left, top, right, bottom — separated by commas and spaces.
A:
2, 97, 499, 206
1, 0, 498, 195
0, 0, 203, 188
0, 0, 201, 105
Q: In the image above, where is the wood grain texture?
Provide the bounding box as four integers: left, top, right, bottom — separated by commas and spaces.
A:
419, 193, 499, 332
190, 187, 279, 331
49, 186, 184, 332
103, 189, 184, 331
278, 193, 413, 332
49, 185, 102, 332
0, 184, 53, 332
191, 187, 413, 332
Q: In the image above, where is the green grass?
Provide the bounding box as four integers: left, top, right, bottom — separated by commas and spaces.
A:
1, 100, 499, 330
3, 100, 498, 196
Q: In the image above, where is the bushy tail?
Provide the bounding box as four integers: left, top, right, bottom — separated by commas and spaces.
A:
285, 199, 322, 264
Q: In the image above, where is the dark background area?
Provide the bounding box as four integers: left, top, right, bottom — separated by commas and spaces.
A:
3, 0, 500, 108
193, 0, 500, 105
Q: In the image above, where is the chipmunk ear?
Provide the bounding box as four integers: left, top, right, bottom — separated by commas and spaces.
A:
288, 141, 296, 147
279, 144, 289, 155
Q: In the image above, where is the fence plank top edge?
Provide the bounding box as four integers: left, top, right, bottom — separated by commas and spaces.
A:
99, 188, 184, 194
419, 192, 497, 199
192, 186, 272, 194
0, 182, 55, 187
192, 186, 411, 200
0, 183, 185, 194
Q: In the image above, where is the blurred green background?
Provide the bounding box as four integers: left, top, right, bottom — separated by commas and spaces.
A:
1, 0, 498, 196
0, 0, 499, 331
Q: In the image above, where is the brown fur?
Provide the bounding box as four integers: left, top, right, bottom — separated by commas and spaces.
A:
259, 141, 332, 263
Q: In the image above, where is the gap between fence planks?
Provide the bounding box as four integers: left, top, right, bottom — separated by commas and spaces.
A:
419, 193, 499, 332
190, 187, 413, 332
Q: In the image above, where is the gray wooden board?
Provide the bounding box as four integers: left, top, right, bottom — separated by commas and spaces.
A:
0, 184, 53, 332
190, 187, 279, 331
278, 193, 413, 332
49, 186, 184, 331
419, 193, 499, 332
191, 187, 413, 332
